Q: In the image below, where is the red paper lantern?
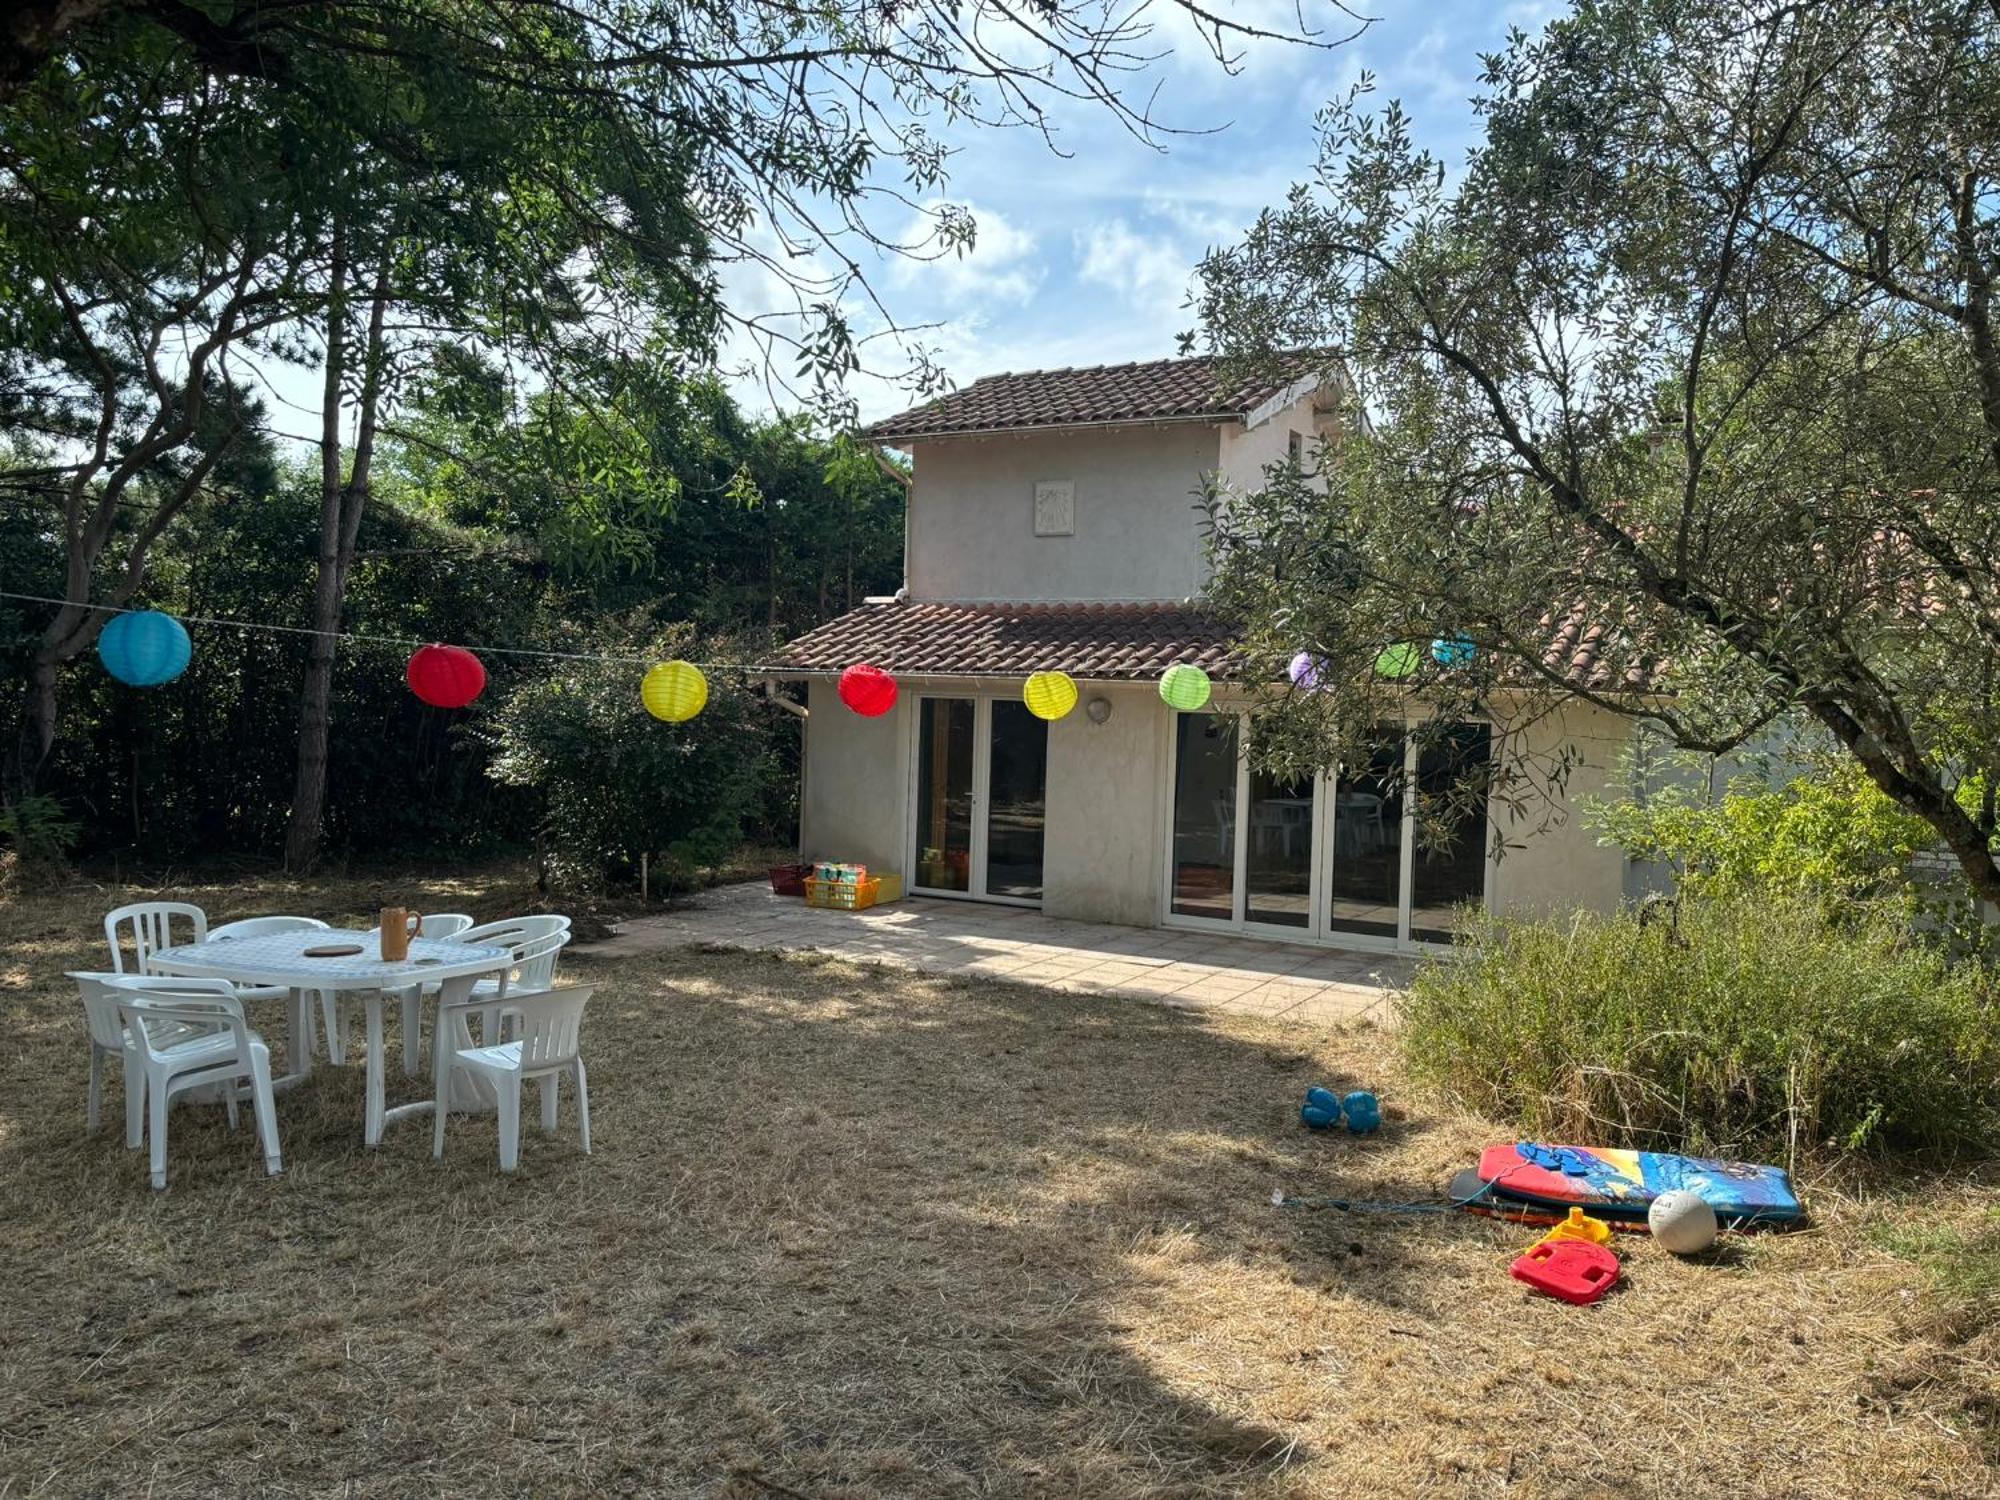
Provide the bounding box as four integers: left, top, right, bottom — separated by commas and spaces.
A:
838, 662, 898, 717
406, 643, 486, 708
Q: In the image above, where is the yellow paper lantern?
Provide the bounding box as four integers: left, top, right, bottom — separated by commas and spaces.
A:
641, 660, 708, 722
1023, 670, 1079, 721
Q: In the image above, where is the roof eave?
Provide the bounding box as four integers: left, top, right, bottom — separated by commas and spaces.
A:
862, 410, 1244, 446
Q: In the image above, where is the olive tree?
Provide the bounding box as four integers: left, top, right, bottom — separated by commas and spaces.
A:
1192, 0, 2000, 904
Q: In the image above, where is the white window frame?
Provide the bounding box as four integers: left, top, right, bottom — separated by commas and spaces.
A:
1158, 709, 1498, 952
905, 692, 1045, 908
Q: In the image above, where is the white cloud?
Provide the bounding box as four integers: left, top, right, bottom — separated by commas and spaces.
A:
888, 200, 1044, 306
1074, 218, 1196, 314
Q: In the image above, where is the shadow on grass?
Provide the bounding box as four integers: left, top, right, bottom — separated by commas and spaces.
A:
0, 884, 1511, 1499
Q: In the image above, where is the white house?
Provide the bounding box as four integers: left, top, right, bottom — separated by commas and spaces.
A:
768, 355, 1641, 953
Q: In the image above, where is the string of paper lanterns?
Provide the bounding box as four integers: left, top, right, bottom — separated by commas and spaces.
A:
59, 594, 1483, 734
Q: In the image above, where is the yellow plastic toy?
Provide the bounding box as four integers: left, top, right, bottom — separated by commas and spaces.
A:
1534, 1206, 1613, 1249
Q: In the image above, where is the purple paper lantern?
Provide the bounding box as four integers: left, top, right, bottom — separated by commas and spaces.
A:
1288, 651, 1325, 692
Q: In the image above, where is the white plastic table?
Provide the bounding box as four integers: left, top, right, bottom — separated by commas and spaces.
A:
151, 929, 512, 1147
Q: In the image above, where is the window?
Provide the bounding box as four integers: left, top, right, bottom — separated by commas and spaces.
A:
1287, 430, 1304, 465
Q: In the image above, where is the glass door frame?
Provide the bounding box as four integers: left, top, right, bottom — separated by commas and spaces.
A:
1159, 708, 1496, 952
905, 692, 1046, 908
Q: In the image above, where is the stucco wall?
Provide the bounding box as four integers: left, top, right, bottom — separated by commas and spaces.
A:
904, 424, 1221, 602
799, 677, 910, 878
1041, 683, 1167, 925
1215, 391, 1341, 495
1488, 700, 1636, 918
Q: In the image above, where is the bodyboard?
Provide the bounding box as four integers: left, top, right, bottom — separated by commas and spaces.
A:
1447, 1170, 1651, 1230
1469, 1142, 1805, 1228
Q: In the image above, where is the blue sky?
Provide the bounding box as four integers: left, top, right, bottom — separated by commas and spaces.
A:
248, 3, 1563, 442
803, 0, 1566, 425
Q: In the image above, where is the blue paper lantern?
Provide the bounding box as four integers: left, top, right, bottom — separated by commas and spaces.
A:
1431, 636, 1477, 668
98, 610, 191, 687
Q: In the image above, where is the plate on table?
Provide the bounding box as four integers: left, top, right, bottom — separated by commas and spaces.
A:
302, 943, 365, 958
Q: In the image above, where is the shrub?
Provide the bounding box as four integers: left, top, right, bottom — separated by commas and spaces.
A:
1395, 891, 2000, 1160
481, 628, 772, 893
0, 793, 80, 870
1589, 753, 1994, 951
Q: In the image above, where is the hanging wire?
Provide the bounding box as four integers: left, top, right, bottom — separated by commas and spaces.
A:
0, 590, 757, 672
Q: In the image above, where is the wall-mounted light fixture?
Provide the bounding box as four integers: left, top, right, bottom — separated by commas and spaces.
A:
1085, 696, 1112, 724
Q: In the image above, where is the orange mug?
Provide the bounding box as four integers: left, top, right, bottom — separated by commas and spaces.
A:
379, 907, 423, 962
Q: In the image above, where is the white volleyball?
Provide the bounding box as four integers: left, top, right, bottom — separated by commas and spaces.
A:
1648, 1189, 1719, 1254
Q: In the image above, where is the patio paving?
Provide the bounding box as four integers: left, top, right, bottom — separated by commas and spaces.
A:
596, 882, 1413, 1024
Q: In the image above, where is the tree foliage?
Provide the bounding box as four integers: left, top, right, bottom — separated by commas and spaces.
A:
1193, 0, 2000, 904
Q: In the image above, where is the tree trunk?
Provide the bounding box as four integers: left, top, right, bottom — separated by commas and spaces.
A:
284, 230, 391, 872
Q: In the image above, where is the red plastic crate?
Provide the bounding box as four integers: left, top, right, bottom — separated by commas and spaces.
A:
768, 862, 812, 897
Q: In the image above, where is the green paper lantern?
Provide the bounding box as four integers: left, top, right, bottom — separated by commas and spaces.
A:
1374, 643, 1422, 679
1158, 663, 1213, 712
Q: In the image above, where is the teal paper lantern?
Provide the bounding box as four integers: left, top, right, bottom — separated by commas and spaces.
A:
1158, 663, 1213, 712
1431, 636, 1477, 668
98, 610, 191, 687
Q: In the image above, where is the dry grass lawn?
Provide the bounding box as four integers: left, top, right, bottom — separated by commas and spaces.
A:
1, 869, 1995, 1498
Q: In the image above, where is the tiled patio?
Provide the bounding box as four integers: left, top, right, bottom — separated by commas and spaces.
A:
597, 882, 1412, 1024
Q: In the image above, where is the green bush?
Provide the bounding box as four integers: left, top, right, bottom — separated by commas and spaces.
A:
481, 628, 772, 893
0, 793, 80, 869
1396, 892, 2000, 1159
1589, 753, 1994, 952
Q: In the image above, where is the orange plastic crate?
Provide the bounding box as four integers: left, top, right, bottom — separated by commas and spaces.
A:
804, 876, 881, 911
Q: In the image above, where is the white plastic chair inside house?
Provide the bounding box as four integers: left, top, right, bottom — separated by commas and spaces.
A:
210, 915, 331, 1063
114, 977, 283, 1190
432, 984, 593, 1172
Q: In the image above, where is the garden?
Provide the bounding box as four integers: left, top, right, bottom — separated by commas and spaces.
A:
7, 0, 2000, 1495
1, 867, 1995, 1498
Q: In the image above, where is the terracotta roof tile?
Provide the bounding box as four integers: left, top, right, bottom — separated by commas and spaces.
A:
768, 599, 1656, 693
768, 600, 1241, 680
861, 353, 1321, 442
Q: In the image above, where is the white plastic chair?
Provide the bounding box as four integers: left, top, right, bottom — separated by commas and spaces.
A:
71, 972, 165, 1148
432, 985, 592, 1171
104, 901, 208, 974
448, 915, 572, 998
208, 914, 332, 1065
115, 978, 283, 1190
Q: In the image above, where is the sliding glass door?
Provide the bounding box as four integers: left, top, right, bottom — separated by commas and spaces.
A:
1165, 715, 1493, 948
912, 696, 1047, 904
984, 701, 1048, 899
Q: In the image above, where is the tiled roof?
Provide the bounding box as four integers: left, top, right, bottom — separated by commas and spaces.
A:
768, 600, 1241, 680
767, 599, 1658, 693
1538, 604, 1662, 693
861, 353, 1321, 442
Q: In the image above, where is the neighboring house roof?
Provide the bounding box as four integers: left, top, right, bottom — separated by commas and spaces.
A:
860, 353, 1323, 443
768, 600, 1241, 681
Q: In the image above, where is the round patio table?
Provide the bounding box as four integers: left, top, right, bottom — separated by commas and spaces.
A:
150, 928, 513, 1147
